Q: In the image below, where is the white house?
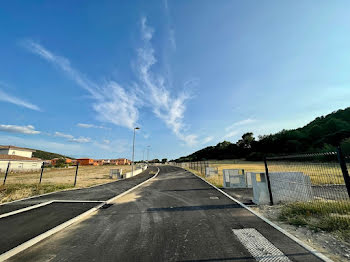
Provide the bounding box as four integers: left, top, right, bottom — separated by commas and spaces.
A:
0, 145, 43, 172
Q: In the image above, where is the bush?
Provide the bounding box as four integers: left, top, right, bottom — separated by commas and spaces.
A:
55, 158, 68, 168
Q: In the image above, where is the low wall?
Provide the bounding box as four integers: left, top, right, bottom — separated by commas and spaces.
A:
223, 169, 250, 188
251, 172, 314, 205
124, 165, 148, 179
205, 167, 218, 177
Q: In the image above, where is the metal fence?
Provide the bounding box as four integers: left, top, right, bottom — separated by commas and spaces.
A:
172, 147, 350, 226
0, 163, 136, 188
265, 151, 349, 201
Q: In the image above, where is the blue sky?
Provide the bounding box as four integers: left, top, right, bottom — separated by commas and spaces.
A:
1, 0, 350, 160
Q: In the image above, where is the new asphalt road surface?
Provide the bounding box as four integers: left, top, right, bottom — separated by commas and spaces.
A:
0, 166, 157, 256
4, 166, 325, 261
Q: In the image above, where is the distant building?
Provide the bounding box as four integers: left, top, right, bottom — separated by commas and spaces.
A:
0, 145, 34, 158
94, 159, 104, 166
0, 145, 43, 172
110, 158, 131, 165
103, 159, 110, 164
51, 158, 72, 166
77, 158, 95, 166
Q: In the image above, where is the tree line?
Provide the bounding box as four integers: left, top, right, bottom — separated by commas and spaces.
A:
175, 107, 350, 162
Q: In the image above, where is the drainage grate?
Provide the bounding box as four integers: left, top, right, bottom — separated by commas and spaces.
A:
100, 203, 113, 209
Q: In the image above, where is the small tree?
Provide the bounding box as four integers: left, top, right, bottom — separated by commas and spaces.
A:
55, 158, 67, 168
161, 158, 168, 164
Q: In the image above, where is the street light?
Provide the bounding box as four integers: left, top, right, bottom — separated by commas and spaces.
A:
132, 127, 140, 177
147, 145, 150, 163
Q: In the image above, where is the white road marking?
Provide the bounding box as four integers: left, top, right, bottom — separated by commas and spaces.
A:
0, 201, 54, 219
0, 167, 159, 261
0, 200, 105, 219
232, 228, 291, 262
209, 196, 219, 199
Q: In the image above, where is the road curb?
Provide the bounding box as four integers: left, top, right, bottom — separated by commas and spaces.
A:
0, 167, 159, 261
183, 167, 333, 262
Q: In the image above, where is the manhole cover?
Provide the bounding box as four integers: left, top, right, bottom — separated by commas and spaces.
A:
210, 196, 219, 200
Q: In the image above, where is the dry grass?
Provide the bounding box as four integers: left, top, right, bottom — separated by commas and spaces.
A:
279, 201, 350, 242
0, 165, 132, 203
0, 184, 73, 203
182, 160, 345, 185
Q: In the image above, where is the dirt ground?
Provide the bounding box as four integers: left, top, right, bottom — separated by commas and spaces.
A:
2, 165, 132, 187
251, 205, 350, 262
0, 165, 133, 203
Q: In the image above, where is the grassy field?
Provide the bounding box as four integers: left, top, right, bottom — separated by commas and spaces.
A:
0, 165, 132, 203
279, 201, 350, 242
182, 160, 347, 185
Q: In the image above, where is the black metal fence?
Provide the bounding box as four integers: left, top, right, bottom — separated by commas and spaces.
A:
265, 149, 350, 204
172, 148, 350, 228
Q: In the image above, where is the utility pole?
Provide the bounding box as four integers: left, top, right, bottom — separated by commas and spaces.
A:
132, 127, 140, 176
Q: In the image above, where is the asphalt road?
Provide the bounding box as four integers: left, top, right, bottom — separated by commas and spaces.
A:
0, 167, 157, 256
0, 166, 157, 215
7, 166, 324, 262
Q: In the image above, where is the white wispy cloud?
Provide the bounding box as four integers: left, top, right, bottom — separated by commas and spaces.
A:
70, 137, 91, 143
23, 40, 138, 129
0, 124, 40, 134
92, 82, 139, 129
23, 17, 197, 146
77, 123, 106, 129
224, 130, 239, 139
226, 118, 257, 131
137, 17, 197, 146
54, 131, 91, 143
0, 88, 40, 111
202, 136, 214, 144
54, 132, 74, 139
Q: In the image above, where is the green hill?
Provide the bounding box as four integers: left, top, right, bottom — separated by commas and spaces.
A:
175, 107, 350, 162
32, 149, 75, 160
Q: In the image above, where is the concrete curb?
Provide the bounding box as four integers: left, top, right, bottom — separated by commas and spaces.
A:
184, 168, 333, 262
106, 167, 160, 204
0, 167, 159, 261
0, 166, 149, 207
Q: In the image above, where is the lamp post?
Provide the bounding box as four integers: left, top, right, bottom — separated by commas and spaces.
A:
147, 145, 150, 163
132, 127, 140, 177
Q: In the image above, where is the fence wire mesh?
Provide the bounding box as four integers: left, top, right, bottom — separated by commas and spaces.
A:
173, 149, 350, 231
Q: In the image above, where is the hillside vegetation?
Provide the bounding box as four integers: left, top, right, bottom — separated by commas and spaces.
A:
176, 107, 350, 162
32, 149, 75, 160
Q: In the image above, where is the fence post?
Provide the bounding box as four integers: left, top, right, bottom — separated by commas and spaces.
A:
39, 162, 45, 184
264, 157, 274, 205
3, 161, 10, 185
74, 162, 79, 187
337, 146, 350, 199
